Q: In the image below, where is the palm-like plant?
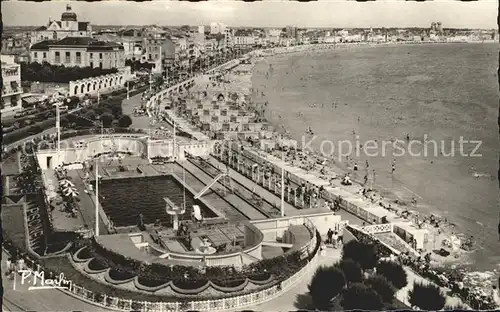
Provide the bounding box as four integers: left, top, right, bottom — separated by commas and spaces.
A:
340, 282, 384, 311
335, 259, 363, 285
364, 274, 396, 303
342, 240, 378, 271
376, 260, 408, 290
408, 282, 446, 311
308, 266, 346, 310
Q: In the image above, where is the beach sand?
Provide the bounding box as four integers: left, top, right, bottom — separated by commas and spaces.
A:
250, 43, 499, 274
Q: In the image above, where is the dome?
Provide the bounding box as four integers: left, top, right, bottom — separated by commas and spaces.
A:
61, 11, 77, 22
61, 4, 77, 22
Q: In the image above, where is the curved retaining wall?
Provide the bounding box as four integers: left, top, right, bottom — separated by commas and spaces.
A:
61, 227, 320, 311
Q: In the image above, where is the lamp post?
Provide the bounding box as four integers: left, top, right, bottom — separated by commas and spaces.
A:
70, 111, 104, 236
56, 102, 61, 165
280, 150, 285, 217
149, 72, 153, 93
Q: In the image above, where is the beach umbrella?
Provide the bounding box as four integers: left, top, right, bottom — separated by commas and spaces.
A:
59, 179, 75, 187
63, 187, 79, 197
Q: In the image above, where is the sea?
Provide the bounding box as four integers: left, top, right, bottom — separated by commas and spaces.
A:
251, 43, 499, 273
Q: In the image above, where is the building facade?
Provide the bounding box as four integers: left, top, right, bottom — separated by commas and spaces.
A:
210, 22, 227, 35
31, 5, 92, 46
285, 26, 298, 39
234, 30, 256, 47
1, 55, 23, 116
30, 37, 125, 70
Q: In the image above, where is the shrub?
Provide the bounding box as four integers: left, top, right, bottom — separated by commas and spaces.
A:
137, 276, 170, 287
100, 113, 114, 128
335, 259, 363, 285
308, 266, 346, 310
342, 240, 378, 271
75, 247, 93, 260
408, 282, 446, 311
376, 260, 408, 290
109, 268, 136, 281
118, 115, 133, 128
340, 282, 384, 311
88, 258, 109, 271
364, 274, 396, 303
444, 303, 469, 310
248, 272, 271, 281
210, 278, 245, 288
172, 278, 209, 290
20, 62, 118, 83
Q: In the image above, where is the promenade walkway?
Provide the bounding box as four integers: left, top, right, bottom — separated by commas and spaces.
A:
2, 251, 111, 312
236, 144, 399, 223
121, 92, 151, 130
247, 247, 341, 311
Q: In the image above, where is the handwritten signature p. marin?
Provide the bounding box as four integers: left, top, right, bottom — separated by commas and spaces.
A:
17, 269, 72, 291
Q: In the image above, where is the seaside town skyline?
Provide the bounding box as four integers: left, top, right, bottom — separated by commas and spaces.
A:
3, 1, 497, 29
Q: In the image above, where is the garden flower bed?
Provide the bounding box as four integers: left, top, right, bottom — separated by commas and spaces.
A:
87, 257, 109, 271
108, 268, 136, 281
75, 246, 93, 260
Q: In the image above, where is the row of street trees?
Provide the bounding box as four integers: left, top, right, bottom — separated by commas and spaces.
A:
61, 94, 132, 129
20, 62, 118, 83
308, 240, 465, 311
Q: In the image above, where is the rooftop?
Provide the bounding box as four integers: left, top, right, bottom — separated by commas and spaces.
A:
30, 37, 123, 51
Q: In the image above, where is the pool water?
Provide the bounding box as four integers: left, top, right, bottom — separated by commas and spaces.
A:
99, 175, 216, 227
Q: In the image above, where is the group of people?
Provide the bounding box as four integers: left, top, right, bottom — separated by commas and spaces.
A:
326, 228, 343, 248
398, 251, 497, 309
5, 253, 26, 280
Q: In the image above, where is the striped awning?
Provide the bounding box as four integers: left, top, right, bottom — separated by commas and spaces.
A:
22, 96, 39, 104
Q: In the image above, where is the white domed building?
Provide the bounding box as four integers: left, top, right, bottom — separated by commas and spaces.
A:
30, 4, 92, 46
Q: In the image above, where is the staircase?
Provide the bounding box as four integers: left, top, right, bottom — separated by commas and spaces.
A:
193, 173, 229, 200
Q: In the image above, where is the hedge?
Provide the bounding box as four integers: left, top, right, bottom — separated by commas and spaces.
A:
3, 118, 55, 145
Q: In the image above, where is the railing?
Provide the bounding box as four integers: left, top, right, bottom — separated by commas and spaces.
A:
99, 219, 263, 267
4, 223, 320, 312
361, 223, 394, 234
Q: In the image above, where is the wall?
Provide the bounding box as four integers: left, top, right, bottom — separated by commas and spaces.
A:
251, 212, 340, 241
69, 72, 128, 97
36, 136, 148, 169
147, 140, 211, 160
36, 136, 211, 169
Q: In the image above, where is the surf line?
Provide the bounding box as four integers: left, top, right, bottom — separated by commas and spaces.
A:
399, 185, 424, 200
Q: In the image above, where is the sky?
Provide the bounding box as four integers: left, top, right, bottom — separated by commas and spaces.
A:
3, 1, 497, 29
